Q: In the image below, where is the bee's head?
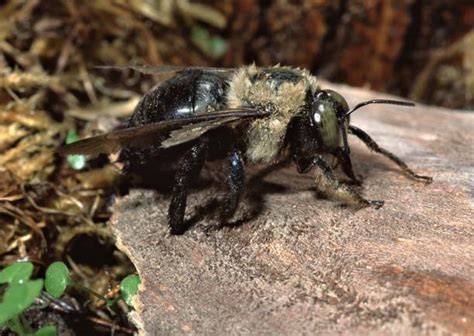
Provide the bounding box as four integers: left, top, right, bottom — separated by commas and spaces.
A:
287, 89, 414, 157
309, 89, 350, 151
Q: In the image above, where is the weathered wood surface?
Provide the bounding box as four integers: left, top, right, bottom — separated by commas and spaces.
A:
110, 83, 473, 335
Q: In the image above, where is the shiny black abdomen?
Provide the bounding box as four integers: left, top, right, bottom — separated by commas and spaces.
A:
120, 70, 230, 169
128, 70, 229, 127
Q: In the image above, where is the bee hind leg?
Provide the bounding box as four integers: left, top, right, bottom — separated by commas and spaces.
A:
349, 125, 432, 183
168, 141, 208, 235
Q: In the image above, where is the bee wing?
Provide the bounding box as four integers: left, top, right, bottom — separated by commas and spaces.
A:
160, 117, 238, 148
93, 65, 236, 75
57, 108, 268, 157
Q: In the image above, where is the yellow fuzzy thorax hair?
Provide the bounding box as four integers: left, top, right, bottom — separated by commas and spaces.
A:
227, 65, 319, 164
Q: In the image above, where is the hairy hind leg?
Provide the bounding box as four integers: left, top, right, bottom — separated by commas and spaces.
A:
168, 141, 207, 235
349, 125, 432, 183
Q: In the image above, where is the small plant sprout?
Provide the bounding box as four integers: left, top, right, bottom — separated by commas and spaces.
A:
1, 261, 140, 335
0, 261, 57, 335
65, 129, 87, 170
44, 262, 71, 299
120, 274, 141, 306
0, 261, 33, 285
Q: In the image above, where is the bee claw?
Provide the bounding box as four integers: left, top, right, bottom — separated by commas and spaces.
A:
349, 177, 363, 186
415, 175, 433, 184
369, 200, 384, 209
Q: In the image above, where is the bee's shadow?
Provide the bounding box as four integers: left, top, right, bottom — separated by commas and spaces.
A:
122, 148, 397, 233
123, 157, 296, 232
187, 177, 290, 232
183, 159, 294, 232
185, 147, 410, 232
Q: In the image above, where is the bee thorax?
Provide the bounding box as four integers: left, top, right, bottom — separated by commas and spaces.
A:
228, 65, 319, 163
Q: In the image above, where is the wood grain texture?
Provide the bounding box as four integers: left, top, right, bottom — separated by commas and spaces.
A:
110, 83, 474, 335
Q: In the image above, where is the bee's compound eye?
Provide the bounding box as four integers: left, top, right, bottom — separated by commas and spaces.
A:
309, 100, 341, 148
311, 102, 331, 126
325, 89, 349, 112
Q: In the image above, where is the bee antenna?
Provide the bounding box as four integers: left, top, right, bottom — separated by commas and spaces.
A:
345, 99, 415, 118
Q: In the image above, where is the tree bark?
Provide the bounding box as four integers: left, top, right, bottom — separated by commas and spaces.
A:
110, 83, 474, 335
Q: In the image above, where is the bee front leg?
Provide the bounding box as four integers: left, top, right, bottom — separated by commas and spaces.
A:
220, 149, 245, 221
298, 156, 384, 209
333, 147, 362, 185
168, 141, 208, 235
349, 125, 432, 183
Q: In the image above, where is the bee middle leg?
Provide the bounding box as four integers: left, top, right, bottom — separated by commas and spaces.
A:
295, 155, 383, 209
349, 125, 432, 183
168, 141, 208, 235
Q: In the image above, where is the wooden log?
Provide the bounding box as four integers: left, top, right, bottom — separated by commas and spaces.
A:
110, 83, 474, 335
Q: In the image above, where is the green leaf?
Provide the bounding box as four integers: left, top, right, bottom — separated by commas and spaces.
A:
0, 261, 33, 285
191, 26, 209, 44
4, 317, 26, 334
120, 274, 140, 306
191, 26, 227, 59
35, 325, 57, 336
209, 37, 228, 58
65, 130, 86, 170
0, 279, 43, 325
45, 262, 70, 299
65, 129, 79, 144
67, 154, 86, 170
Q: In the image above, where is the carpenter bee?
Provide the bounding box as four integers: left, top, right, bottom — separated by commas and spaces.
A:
59, 65, 432, 234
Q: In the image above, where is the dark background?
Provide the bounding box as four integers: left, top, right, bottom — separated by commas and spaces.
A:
0, 1, 472, 334
1, 0, 473, 110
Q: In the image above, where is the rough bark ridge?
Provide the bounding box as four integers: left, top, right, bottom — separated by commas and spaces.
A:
110, 84, 473, 335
